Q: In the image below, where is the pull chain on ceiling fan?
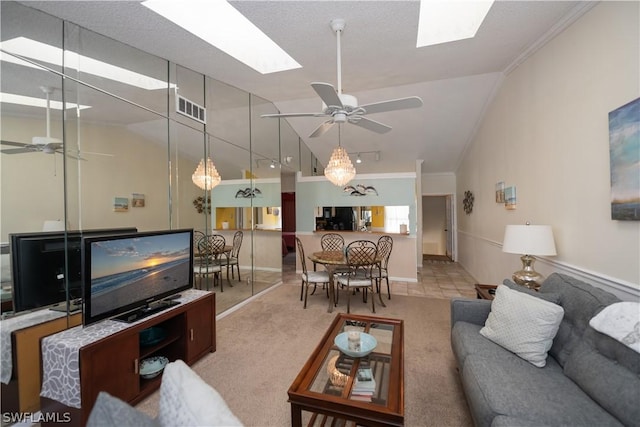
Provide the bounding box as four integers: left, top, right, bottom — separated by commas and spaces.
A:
261, 18, 423, 138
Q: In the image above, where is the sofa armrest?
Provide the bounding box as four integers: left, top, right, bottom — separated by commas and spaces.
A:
450, 298, 492, 328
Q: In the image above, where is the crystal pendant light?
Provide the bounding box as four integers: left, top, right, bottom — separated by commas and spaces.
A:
192, 157, 221, 190
324, 126, 356, 186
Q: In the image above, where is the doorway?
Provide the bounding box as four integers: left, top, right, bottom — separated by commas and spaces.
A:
421, 195, 454, 261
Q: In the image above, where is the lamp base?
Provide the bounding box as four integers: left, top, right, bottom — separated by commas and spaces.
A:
512, 255, 544, 290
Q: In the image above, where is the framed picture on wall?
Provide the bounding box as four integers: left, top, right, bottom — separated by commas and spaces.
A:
132, 193, 145, 207
505, 186, 516, 210
609, 97, 639, 220
113, 197, 129, 212
495, 181, 505, 203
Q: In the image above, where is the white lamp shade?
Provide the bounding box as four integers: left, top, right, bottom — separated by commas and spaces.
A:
502, 224, 557, 256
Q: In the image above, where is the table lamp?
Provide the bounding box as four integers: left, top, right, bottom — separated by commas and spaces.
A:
502, 223, 557, 290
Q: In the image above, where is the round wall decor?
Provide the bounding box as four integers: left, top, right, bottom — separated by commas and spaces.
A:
193, 196, 211, 214
463, 191, 474, 214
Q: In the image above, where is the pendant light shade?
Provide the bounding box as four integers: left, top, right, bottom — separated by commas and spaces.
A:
324, 125, 356, 186
192, 157, 221, 190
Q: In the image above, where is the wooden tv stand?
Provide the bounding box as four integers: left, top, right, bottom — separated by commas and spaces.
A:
40, 290, 215, 426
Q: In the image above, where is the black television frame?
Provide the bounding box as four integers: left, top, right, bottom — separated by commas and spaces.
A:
9, 228, 138, 313
81, 228, 194, 326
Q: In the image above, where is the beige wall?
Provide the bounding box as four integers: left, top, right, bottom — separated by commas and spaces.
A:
0, 117, 179, 239
456, 2, 640, 299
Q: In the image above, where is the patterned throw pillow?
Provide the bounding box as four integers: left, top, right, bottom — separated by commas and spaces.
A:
158, 359, 243, 427
480, 285, 565, 367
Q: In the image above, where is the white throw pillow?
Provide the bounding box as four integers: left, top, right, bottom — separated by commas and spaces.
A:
158, 359, 243, 427
589, 301, 640, 354
480, 284, 564, 367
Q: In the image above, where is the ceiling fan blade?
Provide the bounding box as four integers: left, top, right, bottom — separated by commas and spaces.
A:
350, 116, 392, 134
261, 112, 326, 118
309, 120, 335, 138
359, 96, 423, 115
311, 82, 343, 109
1, 147, 38, 154
78, 150, 114, 157
55, 149, 87, 161
1, 140, 29, 147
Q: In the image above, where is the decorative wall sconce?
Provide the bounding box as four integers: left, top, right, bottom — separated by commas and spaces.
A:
463, 190, 474, 214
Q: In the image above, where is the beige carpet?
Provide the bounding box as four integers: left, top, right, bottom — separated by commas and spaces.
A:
135, 283, 473, 426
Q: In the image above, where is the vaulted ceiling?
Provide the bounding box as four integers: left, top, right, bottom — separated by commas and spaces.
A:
19, 1, 595, 174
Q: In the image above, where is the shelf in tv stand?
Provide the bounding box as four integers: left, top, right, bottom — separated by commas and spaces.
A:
39, 289, 216, 427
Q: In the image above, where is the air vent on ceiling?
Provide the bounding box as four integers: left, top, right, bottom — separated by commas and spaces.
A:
176, 95, 206, 124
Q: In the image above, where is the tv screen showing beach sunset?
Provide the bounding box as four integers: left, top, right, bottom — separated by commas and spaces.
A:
88, 231, 192, 317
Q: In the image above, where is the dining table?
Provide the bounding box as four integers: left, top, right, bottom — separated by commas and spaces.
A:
308, 250, 385, 313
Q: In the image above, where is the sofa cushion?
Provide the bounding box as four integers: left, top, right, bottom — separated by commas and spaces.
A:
480, 285, 564, 367
462, 353, 623, 427
540, 273, 619, 367
158, 359, 243, 427
451, 322, 511, 370
564, 330, 640, 427
87, 392, 158, 427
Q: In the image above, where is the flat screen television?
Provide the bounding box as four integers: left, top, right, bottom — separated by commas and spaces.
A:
82, 229, 194, 326
9, 228, 138, 313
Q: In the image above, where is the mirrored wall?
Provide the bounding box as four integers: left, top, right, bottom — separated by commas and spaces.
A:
0, 1, 305, 320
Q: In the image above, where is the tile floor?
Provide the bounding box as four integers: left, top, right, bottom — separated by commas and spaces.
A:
282, 252, 479, 301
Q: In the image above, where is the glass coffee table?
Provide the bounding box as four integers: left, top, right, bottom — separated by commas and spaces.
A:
288, 313, 404, 427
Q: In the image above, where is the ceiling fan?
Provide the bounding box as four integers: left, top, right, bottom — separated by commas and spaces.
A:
0, 87, 110, 160
261, 18, 423, 138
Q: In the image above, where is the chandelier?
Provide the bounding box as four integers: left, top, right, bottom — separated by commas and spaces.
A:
324, 126, 356, 186
192, 157, 221, 190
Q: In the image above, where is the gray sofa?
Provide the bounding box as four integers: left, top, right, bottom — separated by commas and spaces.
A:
451, 273, 639, 427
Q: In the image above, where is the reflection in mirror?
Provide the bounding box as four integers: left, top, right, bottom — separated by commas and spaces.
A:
315, 206, 410, 234
65, 22, 169, 115
206, 78, 250, 150
250, 95, 281, 296
170, 121, 207, 233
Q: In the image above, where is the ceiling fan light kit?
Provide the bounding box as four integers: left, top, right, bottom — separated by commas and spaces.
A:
260, 18, 423, 138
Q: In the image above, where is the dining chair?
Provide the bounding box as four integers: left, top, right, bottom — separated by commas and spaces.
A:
223, 230, 243, 282
321, 233, 345, 251
296, 237, 331, 309
193, 230, 206, 252
320, 233, 350, 275
335, 240, 378, 313
373, 235, 393, 299
193, 235, 223, 291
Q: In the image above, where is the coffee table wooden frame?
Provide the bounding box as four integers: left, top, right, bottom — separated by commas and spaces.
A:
288, 313, 404, 427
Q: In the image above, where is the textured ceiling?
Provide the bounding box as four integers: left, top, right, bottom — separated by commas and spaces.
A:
16, 1, 595, 174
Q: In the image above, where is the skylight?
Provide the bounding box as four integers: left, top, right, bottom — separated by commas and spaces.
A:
1, 37, 172, 90
0, 92, 90, 110
417, 0, 495, 47
142, 0, 301, 74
